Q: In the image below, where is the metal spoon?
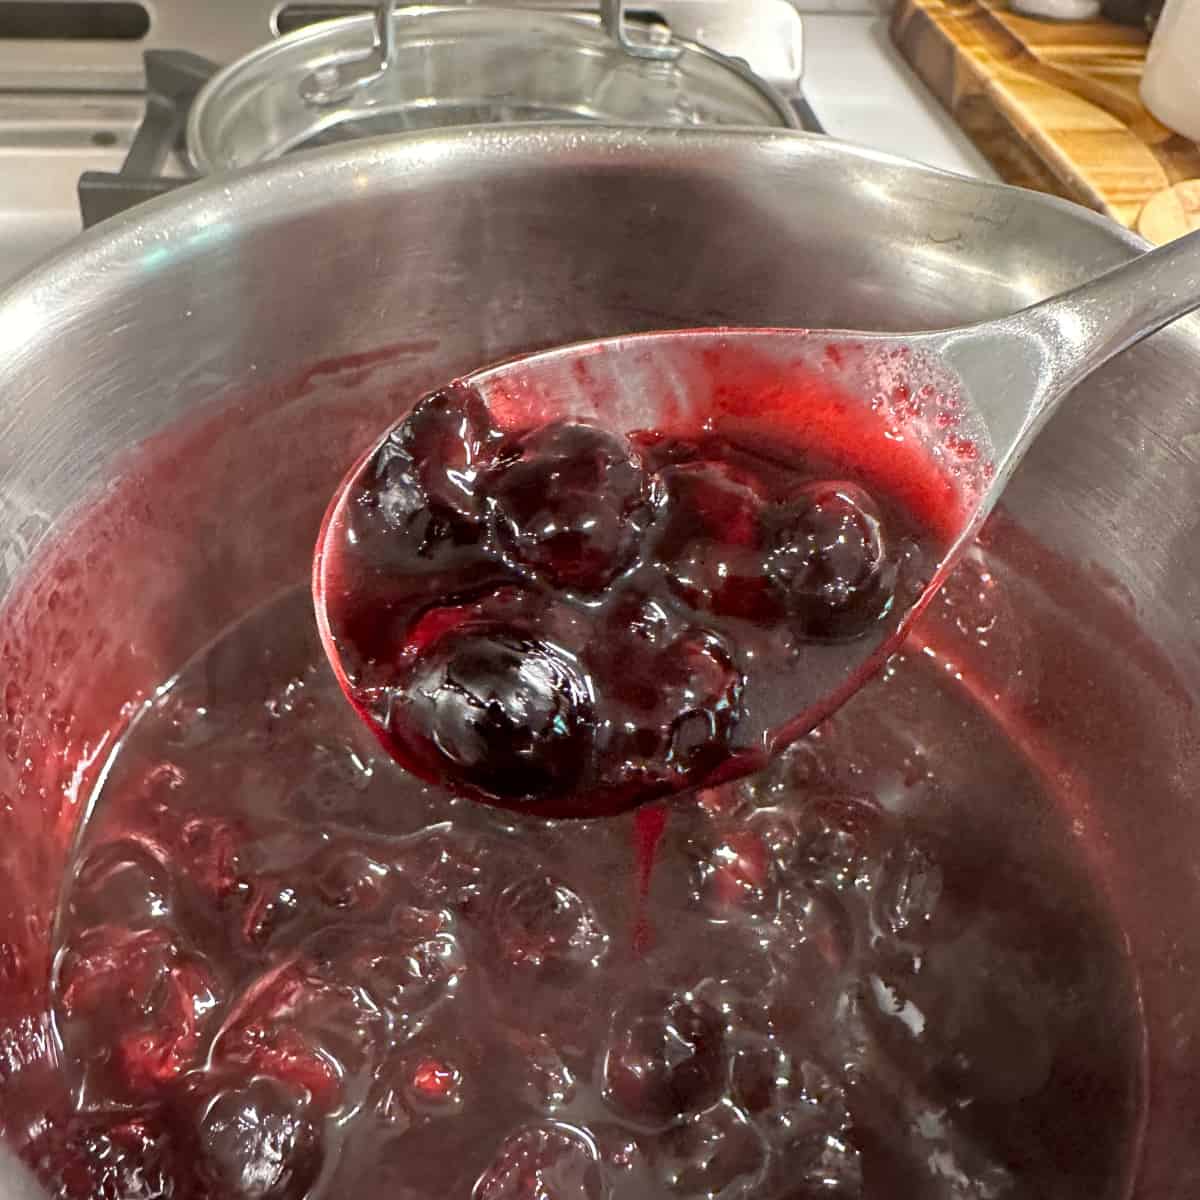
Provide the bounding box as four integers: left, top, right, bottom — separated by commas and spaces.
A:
462, 225, 1200, 577
315, 226, 1200, 815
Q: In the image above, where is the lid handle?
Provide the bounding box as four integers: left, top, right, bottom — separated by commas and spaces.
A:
300, 0, 397, 107
601, 0, 683, 61
300, 0, 681, 107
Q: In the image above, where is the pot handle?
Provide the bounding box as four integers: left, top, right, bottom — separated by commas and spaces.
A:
300, 0, 681, 106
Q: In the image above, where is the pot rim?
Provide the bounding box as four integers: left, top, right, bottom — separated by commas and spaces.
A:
1, 126, 1151, 331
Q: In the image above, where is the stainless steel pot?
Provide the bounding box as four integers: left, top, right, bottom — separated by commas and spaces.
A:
186, 1, 800, 171
0, 127, 1197, 1197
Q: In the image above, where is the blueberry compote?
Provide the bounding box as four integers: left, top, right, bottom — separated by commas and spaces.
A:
316, 386, 950, 817
43, 566, 1143, 1200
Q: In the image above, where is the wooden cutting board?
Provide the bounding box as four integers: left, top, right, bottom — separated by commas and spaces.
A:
889, 0, 1200, 242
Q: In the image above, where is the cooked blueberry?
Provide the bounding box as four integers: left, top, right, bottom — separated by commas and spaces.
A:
33, 1115, 182, 1200
55, 926, 220, 1099
70, 839, 171, 930
196, 1077, 323, 1199
491, 873, 609, 976
333, 914, 465, 1037
602, 991, 726, 1128
660, 631, 745, 777
653, 460, 774, 620
212, 955, 380, 1112
767, 482, 894, 639
657, 1102, 769, 1197
354, 436, 431, 545
601, 627, 744, 794
404, 1052, 467, 1114
312, 845, 389, 913
240, 874, 305, 948
394, 624, 595, 806
489, 421, 652, 592
353, 383, 500, 548
473, 1123, 605, 1200
603, 589, 678, 653
399, 383, 501, 520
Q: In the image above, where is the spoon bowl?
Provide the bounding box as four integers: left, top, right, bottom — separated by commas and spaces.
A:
314, 226, 1200, 815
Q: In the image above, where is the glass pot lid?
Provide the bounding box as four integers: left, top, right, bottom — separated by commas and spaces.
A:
186, 1, 798, 174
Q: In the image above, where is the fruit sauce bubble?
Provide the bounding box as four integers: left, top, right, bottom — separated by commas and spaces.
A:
42, 576, 1143, 1200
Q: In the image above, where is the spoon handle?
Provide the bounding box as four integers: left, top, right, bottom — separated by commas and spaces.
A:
932, 225, 1200, 516
1020, 225, 1200, 397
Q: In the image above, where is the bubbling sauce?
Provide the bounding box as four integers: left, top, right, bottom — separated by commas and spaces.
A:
40, 571, 1143, 1199
5, 346, 1142, 1199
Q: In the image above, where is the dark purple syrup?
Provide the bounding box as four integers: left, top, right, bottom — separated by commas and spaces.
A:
16, 362, 1142, 1200
316, 387, 948, 818
41, 570, 1143, 1199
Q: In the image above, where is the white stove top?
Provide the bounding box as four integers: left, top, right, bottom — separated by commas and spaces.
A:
801, 12, 995, 181
0, 3, 996, 290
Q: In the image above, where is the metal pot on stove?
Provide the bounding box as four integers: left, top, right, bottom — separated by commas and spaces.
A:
185, 0, 800, 173
0, 127, 1196, 1198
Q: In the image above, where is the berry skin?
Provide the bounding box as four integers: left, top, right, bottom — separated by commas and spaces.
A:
392, 622, 596, 809
658, 1101, 769, 1198
603, 992, 726, 1128
55, 926, 220, 1101
69, 839, 171, 931
491, 873, 609, 977
195, 1076, 323, 1200
653, 460, 775, 621
488, 421, 653, 593
31, 1114, 183, 1200
473, 1123, 605, 1200
389, 384, 501, 522
351, 383, 501, 555
766, 482, 894, 640
601, 625, 745, 797
659, 632, 745, 778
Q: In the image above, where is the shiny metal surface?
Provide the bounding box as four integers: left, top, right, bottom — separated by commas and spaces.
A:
937, 223, 1200, 495
4, 122, 1197, 647
292, 0, 735, 111
0, 0, 804, 96
0, 128, 1199, 1197
0, 0, 804, 289
295, 0, 692, 110
0, 1152, 44, 1200
464, 225, 1200, 571
600, 0, 683, 61
188, 5, 797, 172
0, 92, 151, 284
341, 231, 1200, 766
299, 0, 403, 106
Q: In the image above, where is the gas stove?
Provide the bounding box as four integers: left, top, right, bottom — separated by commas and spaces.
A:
0, 0, 994, 288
